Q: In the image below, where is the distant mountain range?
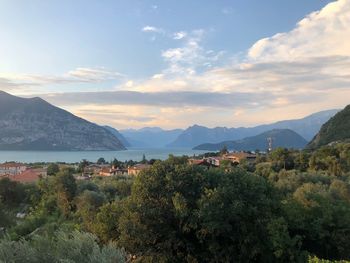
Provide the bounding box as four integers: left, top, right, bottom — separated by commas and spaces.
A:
167, 109, 338, 148
307, 104, 350, 149
193, 129, 308, 151
119, 127, 183, 148
0, 91, 126, 151
103, 126, 131, 148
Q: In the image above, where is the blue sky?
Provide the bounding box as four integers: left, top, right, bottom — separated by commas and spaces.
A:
1, 0, 349, 129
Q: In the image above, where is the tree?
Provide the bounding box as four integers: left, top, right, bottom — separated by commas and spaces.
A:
93, 201, 124, 243
54, 169, 77, 217
0, 201, 13, 229
220, 145, 229, 155
47, 163, 59, 176
141, 154, 147, 164
118, 158, 205, 261
269, 148, 295, 171
0, 178, 25, 207
117, 158, 303, 262
78, 159, 90, 173
75, 190, 105, 231
97, 157, 107, 165
0, 230, 126, 262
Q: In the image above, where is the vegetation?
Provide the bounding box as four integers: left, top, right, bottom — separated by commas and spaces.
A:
308, 105, 350, 149
1, 143, 350, 262
0, 230, 125, 262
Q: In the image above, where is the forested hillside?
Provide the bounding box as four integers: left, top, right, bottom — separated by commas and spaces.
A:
308, 105, 350, 149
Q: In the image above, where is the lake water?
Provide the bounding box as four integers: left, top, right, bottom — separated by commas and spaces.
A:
0, 148, 209, 163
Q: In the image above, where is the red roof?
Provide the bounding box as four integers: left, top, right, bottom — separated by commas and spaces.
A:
6, 169, 41, 183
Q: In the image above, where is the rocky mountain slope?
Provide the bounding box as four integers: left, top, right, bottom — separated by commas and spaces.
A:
307, 105, 350, 149
193, 129, 308, 151
0, 91, 126, 151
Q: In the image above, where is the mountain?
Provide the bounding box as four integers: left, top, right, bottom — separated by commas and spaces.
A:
120, 127, 183, 148
168, 109, 338, 148
103, 126, 131, 148
307, 105, 350, 149
0, 91, 126, 151
193, 129, 308, 151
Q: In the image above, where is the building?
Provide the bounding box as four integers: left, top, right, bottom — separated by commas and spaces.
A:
83, 164, 110, 176
206, 157, 223, 167
2, 168, 46, 183
222, 152, 257, 164
0, 162, 27, 176
128, 164, 151, 176
99, 166, 128, 176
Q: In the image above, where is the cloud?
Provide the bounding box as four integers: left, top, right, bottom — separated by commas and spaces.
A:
248, 0, 350, 61
173, 31, 187, 40
40, 90, 272, 108
67, 68, 124, 82
142, 26, 163, 33
160, 29, 225, 76
221, 7, 234, 15
0, 67, 124, 93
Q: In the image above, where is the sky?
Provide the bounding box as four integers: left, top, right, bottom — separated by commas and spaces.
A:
1, 0, 349, 130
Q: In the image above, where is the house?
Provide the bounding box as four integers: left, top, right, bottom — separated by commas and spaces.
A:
206, 157, 223, 167
0, 162, 27, 176
223, 152, 257, 164
5, 168, 46, 183
188, 158, 213, 169
83, 164, 109, 176
128, 164, 151, 176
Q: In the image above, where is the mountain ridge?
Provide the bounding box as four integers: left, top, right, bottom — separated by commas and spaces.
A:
167, 109, 338, 148
193, 129, 308, 151
120, 127, 183, 148
0, 91, 126, 151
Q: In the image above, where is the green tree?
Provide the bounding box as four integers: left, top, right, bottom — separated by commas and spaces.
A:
93, 201, 124, 243
54, 169, 77, 217
0, 178, 25, 207
75, 190, 105, 231
97, 157, 107, 165
0, 230, 126, 262
117, 158, 303, 262
47, 163, 59, 176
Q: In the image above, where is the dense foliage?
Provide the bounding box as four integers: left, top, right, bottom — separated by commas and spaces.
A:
308, 105, 350, 149
1, 143, 350, 262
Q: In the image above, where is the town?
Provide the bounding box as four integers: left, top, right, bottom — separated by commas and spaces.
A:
0, 150, 260, 183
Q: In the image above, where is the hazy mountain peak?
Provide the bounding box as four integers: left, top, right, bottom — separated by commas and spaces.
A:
194, 129, 308, 151
168, 109, 339, 148
0, 91, 126, 151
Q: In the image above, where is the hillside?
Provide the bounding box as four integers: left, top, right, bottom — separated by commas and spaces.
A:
168, 110, 338, 148
193, 129, 308, 151
0, 91, 126, 151
307, 105, 350, 149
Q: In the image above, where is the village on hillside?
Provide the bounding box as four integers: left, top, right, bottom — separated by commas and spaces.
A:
0, 150, 262, 184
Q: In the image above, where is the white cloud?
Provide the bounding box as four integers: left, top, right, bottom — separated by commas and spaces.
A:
68, 67, 124, 82
173, 31, 187, 40
0, 67, 124, 94
142, 26, 163, 33
160, 29, 225, 76
248, 0, 350, 61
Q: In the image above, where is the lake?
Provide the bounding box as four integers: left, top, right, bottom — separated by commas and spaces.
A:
0, 148, 209, 163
